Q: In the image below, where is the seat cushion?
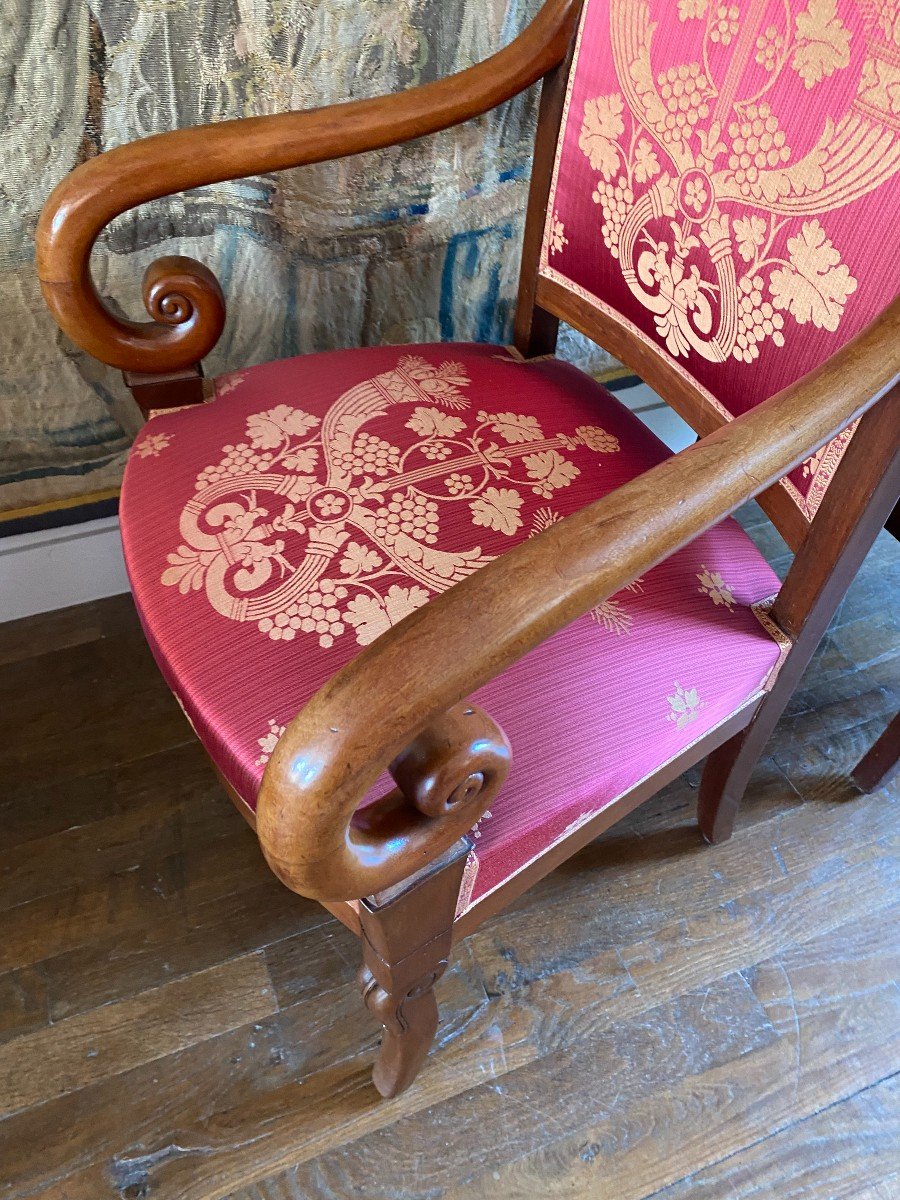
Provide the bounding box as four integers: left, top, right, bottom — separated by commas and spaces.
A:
121, 343, 785, 915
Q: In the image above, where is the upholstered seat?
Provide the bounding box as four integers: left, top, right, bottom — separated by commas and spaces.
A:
121, 342, 784, 915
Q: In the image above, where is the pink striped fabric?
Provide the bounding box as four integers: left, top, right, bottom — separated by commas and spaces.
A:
121, 343, 783, 912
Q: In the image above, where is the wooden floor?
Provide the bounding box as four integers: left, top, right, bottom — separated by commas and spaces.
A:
0, 504, 898, 1200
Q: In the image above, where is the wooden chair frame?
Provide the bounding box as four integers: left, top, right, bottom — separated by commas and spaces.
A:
37, 0, 900, 1097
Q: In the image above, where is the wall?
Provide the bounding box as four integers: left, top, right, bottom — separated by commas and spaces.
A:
0, 0, 616, 524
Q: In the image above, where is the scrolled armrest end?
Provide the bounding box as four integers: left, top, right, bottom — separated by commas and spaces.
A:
140, 255, 227, 367
37, 170, 227, 373
257, 702, 510, 903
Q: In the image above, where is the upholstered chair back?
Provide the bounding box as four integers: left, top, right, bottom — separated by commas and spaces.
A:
540, 0, 900, 521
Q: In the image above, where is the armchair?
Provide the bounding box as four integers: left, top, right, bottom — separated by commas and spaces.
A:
37, 0, 900, 1098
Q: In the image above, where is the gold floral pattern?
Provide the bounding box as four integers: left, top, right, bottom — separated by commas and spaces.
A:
590, 577, 645, 635
217, 372, 248, 397
666, 681, 704, 728
696, 564, 736, 610
751, 596, 793, 688
549, 213, 569, 254
543, 0, 898, 369
793, 0, 853, 87
540, 0, 900, 523
756, 24, 787, 71
528, 506, 645, 636
161, 356, 621, 649
710, 4, 740, 45
470, 808, 493, 839
255, 718, 286, 766
133, 432, 173, 459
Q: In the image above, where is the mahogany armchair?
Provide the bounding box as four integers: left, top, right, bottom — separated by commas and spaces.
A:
37, 0, 899, 1097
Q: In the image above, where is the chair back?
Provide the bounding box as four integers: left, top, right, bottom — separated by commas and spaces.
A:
529, 0, 900, 537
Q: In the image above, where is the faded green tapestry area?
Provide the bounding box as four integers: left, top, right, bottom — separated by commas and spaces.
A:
0, 0, 615, 520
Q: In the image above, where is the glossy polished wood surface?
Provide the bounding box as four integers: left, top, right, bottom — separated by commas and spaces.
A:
257, 302, 900, 901
261, 702, 509, 903
35, 0, 580, 373
699, 385, 900, 843
31, 0, 900, 1104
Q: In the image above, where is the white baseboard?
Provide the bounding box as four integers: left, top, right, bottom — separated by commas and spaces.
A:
0, 516, 130, 622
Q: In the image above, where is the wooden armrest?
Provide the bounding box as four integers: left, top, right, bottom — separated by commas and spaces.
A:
257, 301, 900, 903
35, 0, 579, 374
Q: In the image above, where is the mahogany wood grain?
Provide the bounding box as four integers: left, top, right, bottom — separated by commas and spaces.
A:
258, 302, 900, 902
852, 713, 900, 793
31, 0, 900, 1103
453, 698, 761, 940
123, 363, 207, 418
35, 0, 580, 374
2, 579, 898, 1193
260, 702, 509, 904
698, 385, 900, 842
534, 273, 813, 551
512, 18, 579, 358
773, 383, 900, 643
358, 839, 471, 1097
211, 765, 362, 937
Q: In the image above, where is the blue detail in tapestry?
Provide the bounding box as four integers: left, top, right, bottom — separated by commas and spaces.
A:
46, 417, 128, 451
440, 223, 515, 345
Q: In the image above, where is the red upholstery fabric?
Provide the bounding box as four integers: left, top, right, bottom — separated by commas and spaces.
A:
121, 343, 785, 914
541, 0, 900, 520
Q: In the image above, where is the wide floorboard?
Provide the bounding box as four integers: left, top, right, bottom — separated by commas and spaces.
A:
0, 506, 897, 1199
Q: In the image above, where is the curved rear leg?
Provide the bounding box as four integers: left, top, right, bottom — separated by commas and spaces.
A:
852, 713, 900, 794
698, 697, 785, 843
701, 397, 900, 843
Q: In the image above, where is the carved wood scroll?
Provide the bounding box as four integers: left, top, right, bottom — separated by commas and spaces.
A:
259, 702, 510, 902
35, 0, 580, 375
257, 302, 899, 904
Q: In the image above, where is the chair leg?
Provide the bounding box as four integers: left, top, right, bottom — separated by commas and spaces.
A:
357, 839, 471, 1098
852, 713, 900, 793
700, 405, 900, 843
698, 693, 787, 843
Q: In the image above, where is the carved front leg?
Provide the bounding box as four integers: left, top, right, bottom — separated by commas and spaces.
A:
358, 963, 444, 1098
357, 839, 471, 1098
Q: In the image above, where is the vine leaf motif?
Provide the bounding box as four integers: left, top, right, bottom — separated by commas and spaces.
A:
696, 565, 736, 610
484, 411, 545, 444
733, 215, 766, 263
405, 407, 466, 439
283, 447, 318, 472
523, 450, 580, 498
339, 541, 383, 576
633, 138, 660, 183
247, 405, 319, 449
666, 682, 704, 729
579, 95, 625, 179
469, 487, 524, 536
161, 355, 620, 650
678, 0, 708, 18
769, 219, 857, 330
344, 585, 430, 646
792, 0, 853, 89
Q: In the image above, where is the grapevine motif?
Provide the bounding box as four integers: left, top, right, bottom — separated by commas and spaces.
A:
159, 355, 621, 649
546, 0, 900, 368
